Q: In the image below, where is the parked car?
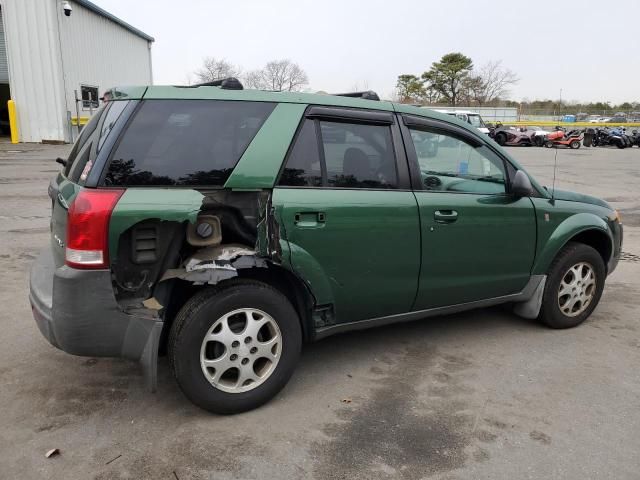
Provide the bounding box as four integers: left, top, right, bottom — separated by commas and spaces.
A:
30, 80, 623, 414
433, 109, 491, 134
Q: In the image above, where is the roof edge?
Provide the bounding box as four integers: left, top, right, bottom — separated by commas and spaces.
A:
73, 0, 155, 42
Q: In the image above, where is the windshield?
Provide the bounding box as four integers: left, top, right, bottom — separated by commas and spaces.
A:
467, 114, 486, 128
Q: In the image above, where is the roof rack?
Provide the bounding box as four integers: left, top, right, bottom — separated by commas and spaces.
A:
194, 77, 244, 90
332, 90, 380, 101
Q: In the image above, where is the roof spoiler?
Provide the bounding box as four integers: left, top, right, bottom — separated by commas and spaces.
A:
332, 90, 380, 101
192, 77, 244, 90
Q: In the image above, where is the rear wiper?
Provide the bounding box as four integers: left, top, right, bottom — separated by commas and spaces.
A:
55, 157, 67, 167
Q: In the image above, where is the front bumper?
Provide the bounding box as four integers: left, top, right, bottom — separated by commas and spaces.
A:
29, 247, 162, 390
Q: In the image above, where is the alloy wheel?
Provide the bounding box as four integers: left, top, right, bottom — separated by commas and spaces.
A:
557, 262, 597, 317
200, 308, 282, 393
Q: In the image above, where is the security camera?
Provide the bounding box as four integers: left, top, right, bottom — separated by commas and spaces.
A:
63, 1, 72, 17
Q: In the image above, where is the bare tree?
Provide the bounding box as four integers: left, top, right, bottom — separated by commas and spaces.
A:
244, 60, 308, 92
468, 61, 519, 106
194, 57, 240, 83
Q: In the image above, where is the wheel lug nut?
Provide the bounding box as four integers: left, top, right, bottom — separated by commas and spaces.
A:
230, 354, 238, 361
231, 341, 239, 348
250, 347, 257, 354
244, 337, 252, 344
241, 358, 249, 365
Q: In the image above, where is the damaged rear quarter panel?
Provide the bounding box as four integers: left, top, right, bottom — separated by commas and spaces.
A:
109, 188, 204, 258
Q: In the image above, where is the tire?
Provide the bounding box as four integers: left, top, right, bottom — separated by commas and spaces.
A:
538, 242, 606, 329
495, 133, 507, 146
570, 140, 581, 149
168, 279, 302, 414
544, 140, 554, 148
615, 139, 625, 149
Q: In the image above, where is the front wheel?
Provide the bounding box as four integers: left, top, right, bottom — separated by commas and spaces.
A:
570, 140, 581, 149
544, 140, 554, 148
169, 280, 302, 414
495, 133, 507, 146
538, 242, 605, 329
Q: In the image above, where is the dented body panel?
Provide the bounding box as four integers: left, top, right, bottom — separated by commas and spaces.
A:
273, 188, 421, 325
109, 188, 204, 258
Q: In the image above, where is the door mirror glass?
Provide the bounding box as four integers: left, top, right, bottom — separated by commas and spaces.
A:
511, 170, 533, 197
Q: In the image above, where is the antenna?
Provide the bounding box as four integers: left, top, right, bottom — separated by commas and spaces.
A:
551, 145, 558, 203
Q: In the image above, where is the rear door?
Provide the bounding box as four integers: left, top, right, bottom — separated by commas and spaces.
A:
400, 114, 537, 309
49, 100, 130, 267
274, 107, 420, 324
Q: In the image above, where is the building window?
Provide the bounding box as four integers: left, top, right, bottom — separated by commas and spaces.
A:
81, 85, 99, 109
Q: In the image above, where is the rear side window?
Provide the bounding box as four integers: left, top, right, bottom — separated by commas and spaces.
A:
64, 105, 104, 178
104, 100, 275, 186
279, 118, 398, 189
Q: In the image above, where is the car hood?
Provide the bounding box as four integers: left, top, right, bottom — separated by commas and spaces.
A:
551, 189, 612, 209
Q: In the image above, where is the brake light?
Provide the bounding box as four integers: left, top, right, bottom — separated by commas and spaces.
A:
65, 189, 124, 269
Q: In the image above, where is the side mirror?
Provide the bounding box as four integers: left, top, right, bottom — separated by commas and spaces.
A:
511, 170, 533, 198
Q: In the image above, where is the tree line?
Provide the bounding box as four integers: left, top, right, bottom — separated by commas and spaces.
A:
396, 52, 519, 106
194, 57, 309, 92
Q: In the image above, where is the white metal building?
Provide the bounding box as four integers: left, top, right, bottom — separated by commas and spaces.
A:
0, 0, 153, 143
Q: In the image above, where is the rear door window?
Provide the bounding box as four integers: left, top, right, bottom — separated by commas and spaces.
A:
103, 100, 275, 186
278, 118, 398, 189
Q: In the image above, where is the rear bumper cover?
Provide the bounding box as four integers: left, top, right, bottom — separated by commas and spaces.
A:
29, 247, 162, 390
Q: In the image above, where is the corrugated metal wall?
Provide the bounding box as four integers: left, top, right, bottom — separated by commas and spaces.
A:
0, 7, 9, 82
0, 0, 152, 142
58, 1, 152, 129
2, 0, 68, 142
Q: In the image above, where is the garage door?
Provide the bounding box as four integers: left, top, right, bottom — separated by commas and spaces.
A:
0, 7, 8, 83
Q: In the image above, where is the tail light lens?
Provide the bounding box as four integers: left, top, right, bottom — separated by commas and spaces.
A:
65, 189, 124, 269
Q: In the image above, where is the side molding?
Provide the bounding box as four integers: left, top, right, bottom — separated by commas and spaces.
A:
315, 275, 546, 340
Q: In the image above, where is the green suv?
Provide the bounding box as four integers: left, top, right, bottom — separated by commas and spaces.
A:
30, 79, 623, 413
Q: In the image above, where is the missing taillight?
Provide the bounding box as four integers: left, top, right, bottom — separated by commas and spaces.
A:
65, 189, 124, 269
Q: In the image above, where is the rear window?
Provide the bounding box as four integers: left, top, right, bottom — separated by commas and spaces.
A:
103, 100, 275, 186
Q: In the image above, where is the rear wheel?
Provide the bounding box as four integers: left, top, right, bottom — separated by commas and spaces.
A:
544, 140, 554, 148
570, 140, 581, 149
495, 133, 507, 146
538, 242, 605, 329
169, 280, 302, 414
615, 139, 626, 149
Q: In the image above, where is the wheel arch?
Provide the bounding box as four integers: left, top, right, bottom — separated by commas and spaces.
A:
532, 213, 613, 275
159, 262, 317, 351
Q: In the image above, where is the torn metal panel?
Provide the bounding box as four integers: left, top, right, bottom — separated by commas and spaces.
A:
109, 188, 205, 259
160, 243, 267, 285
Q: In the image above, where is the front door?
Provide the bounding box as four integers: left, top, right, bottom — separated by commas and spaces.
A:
274, 109, 420, 323
401, 115, 537, 310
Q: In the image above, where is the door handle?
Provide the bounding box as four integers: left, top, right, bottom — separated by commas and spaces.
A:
434, 210, 458, 223
294, 211, 326, 227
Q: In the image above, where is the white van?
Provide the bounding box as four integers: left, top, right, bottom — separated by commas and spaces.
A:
433, 109, 490, 135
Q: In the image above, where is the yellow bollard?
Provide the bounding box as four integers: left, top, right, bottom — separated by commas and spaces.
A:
8, 99, 19, 144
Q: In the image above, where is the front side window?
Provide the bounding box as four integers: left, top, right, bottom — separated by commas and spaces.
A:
409, 128, 506, 194
279, 118, 398, 189
104, 100, 275, 186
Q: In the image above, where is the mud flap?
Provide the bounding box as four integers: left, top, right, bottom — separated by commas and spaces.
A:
513, 276, 547, 319
139, 320, 163, 392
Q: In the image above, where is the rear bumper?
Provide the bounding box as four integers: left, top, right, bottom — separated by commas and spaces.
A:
29, 247, 162, 390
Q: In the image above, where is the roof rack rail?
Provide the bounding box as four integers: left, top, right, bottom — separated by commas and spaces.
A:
333, 90, 380, 101
194, 77, 244, 90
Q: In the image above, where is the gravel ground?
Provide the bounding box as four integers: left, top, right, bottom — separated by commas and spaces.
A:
0, 141, 638, 480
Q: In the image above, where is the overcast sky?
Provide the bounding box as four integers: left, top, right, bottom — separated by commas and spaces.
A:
97, 0, 640, 104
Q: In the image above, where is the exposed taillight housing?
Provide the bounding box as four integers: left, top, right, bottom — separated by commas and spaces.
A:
65, 189, 124, 269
